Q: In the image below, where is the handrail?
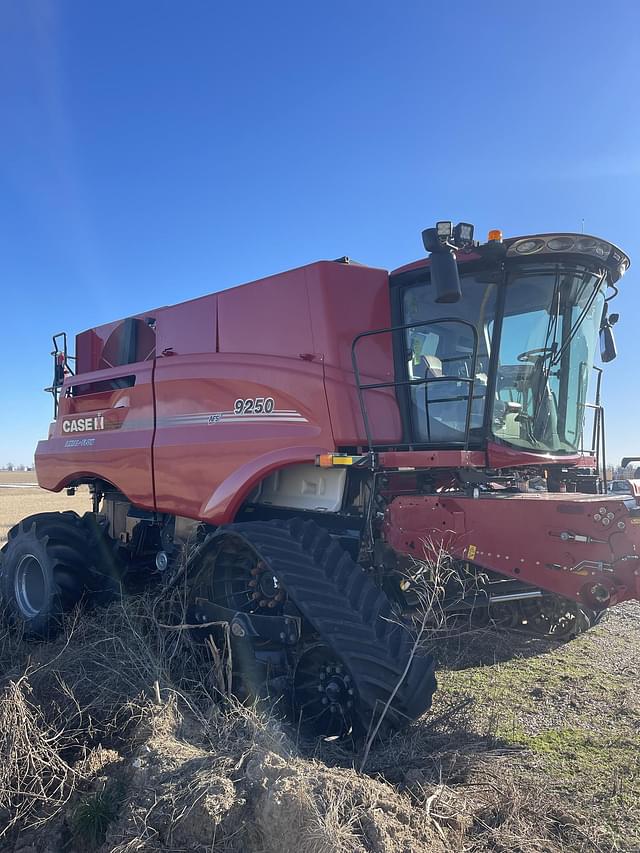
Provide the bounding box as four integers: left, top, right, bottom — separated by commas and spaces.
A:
351, 318, 479, 453
579, 366, 607, 493
47, 332, 75, 419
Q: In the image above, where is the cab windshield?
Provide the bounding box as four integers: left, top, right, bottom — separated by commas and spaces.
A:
493, 264, 605, 454
401, 262, 605, 454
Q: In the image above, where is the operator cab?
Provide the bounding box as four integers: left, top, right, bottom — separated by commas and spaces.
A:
383, 225, 630, 456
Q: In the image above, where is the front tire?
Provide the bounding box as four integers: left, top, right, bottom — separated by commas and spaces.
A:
0, 512, 111, 639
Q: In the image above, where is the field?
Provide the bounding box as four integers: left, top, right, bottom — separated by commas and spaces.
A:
0, 471, 89, 546
0, 478, 639, 852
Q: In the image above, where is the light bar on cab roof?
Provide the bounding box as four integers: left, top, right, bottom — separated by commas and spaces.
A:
506, 233, 630, 281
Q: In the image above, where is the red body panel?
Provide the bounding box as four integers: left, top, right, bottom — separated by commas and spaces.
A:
153, 353, 333, 522
385, 493, 640, 605
486, 443, 597, 470
305, 263, 399, 445
35, 261, 398, 520
378, 450, 486, 469
374, 446, 596, 472
36, 360, 156, 508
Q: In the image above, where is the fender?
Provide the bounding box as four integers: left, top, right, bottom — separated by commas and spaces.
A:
200, 444, 333, 525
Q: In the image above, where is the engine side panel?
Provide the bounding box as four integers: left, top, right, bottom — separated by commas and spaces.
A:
305, 263, 401, 445
153, 352, 335, 522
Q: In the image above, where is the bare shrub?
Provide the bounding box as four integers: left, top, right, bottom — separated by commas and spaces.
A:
0, 673, 77, 837
0, 587, 227, 841
360, 539, 461, 769
22, 588, 222, 746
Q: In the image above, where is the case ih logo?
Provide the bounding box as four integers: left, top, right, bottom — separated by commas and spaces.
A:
62, 415, 105, 434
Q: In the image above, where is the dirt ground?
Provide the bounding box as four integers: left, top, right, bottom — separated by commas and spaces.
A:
0, 475, 89, 546
1, 481, 639, 852
0, 471, 39, 484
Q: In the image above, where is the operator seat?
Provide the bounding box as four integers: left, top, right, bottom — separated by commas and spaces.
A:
421, 355, 469, 443
409, 353, 484, 444
422, 354, 443, 380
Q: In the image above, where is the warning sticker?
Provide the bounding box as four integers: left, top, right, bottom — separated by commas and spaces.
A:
467, 544, 477, 560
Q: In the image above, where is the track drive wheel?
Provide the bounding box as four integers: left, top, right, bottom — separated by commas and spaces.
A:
0, 512, 117, 639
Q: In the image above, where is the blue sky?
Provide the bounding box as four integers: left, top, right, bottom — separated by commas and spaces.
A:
1, 0, 639, 465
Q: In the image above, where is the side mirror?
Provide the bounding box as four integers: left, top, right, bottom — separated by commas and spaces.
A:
430, 251, 462, 304
422, 228, 462, 303
600, 325, 617, 363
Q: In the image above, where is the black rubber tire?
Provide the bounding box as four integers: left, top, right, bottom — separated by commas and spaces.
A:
204, 519, 437, 738
0, 511, 118, 639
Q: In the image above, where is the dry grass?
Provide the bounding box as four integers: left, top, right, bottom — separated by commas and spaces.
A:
0, 488, 639, 851
0, 590, 608, 853
0, 672, 78, 832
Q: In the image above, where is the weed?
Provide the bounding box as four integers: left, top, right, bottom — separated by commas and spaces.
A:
71, 781, 126, 848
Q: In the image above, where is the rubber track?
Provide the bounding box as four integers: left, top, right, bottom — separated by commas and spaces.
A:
210, 518, 437, 733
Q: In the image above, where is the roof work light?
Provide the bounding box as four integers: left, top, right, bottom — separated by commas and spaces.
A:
436, 220, 453, 242
424, 221, 475, 251
454, 222, 474, 246
422, 220, 473, 304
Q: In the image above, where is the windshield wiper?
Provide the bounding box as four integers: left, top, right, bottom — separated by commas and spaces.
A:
530, 272, 562, 433
549, 270, 605, 368
530, 269, 604, 445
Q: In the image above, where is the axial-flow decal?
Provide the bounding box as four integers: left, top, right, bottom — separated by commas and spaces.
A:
160, 407, 308, 427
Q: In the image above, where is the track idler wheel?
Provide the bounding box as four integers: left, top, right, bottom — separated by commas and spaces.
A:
294, 644, 358, 739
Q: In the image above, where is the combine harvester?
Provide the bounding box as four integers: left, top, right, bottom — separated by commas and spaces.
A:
2, 222, 638, 738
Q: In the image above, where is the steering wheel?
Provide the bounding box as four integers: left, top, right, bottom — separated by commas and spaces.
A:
517, 347, 551, 363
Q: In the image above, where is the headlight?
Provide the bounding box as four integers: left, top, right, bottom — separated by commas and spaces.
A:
546, 236, 576, 251
506, 233, 630, 279
514, 238, 545, 254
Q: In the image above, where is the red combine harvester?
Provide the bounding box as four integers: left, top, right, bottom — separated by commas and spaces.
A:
2, 222, 638, 738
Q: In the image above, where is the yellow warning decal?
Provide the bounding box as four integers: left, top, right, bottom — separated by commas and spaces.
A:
467, 544, 477, 560
631, 518, 640, 525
